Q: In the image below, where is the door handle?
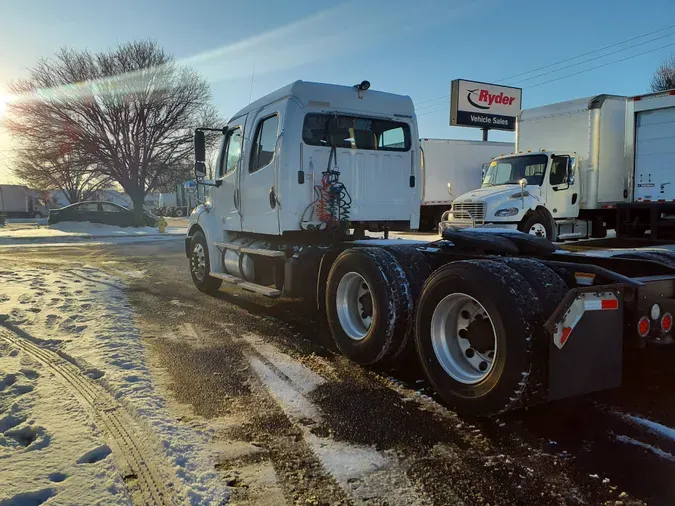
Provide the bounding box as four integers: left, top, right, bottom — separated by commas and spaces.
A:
269, 186, 277, 209
234, 188, 240, 210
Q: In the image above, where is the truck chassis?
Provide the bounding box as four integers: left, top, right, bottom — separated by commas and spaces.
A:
185, 225, 675, 416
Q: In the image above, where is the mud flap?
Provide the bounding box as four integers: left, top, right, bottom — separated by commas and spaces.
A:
545, 287, 624, 401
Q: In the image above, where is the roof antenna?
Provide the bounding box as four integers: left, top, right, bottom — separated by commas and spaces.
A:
248, 66, 256, 104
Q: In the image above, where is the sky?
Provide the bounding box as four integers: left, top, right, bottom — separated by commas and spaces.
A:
0, 0, 674, 184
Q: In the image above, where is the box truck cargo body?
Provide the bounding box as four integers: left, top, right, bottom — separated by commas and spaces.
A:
516, 95, 629, 209
419, 138, 513, 230
0, 185, 48, 218
617, 90, 675, 239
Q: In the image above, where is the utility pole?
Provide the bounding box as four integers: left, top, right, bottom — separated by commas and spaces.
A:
482, 127, 489, 142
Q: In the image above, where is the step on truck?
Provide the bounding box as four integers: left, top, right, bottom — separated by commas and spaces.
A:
185, 80, 675, 415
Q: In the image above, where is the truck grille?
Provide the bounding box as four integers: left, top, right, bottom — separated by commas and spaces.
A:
452, 202, 486, 222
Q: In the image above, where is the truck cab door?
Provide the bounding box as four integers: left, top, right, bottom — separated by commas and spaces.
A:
546, 155, 579, 219
214, 123, 244, 232
239, 109, 281, 235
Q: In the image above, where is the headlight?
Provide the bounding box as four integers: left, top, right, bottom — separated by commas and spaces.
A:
494, 208, 519, 217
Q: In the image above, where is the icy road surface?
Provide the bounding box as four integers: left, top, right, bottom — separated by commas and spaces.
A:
2, 239, 675, 505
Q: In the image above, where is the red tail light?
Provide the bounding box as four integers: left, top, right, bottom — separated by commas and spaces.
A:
661, 313, 673, 333
638, 316, 651, 337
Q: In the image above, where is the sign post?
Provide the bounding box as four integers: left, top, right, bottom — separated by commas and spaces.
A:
450, 79, 522, 138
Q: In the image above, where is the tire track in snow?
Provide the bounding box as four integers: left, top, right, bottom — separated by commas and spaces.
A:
0, 324, 173, 506
240, 332, 429, 506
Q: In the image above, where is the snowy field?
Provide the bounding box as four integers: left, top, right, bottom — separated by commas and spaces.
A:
0, 266, 227, 504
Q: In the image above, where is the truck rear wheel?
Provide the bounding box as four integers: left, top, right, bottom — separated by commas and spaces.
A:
386, 245, 432, 360
415, 260, 543, 415
326, 247, 412, 365
189, 231, 222, 294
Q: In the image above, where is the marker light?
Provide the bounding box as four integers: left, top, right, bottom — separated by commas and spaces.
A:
651, 304, 661, 320
661, 313, 673, 333
638, 316, 651, 337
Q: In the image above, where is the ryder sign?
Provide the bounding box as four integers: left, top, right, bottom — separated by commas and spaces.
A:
450, 79, 522, 131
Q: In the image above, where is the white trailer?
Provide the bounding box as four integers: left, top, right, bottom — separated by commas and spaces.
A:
442, 95, 628, 240
0, 185, 48, 218
184, 80, 675, 416
617, 89, 675, 240
419, 138, 513, 230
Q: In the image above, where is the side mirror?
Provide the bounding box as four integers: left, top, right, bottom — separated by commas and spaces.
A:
567, 158, 575, 185
184, 180, 198, 193
194, 130, 206, 180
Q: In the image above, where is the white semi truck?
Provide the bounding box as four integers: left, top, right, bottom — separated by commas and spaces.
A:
442, 94, 628, 240
185, 80, 675, 415
0, 185, 49, 218
419, 138, 512, 231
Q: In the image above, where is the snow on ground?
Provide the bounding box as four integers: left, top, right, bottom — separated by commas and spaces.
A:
0, 267, 227, 504
0, 341, 131, 505
615, 435, 675, 462
241, 332, 423, 505
0, 221, 185, 245
618, 413, 675, 442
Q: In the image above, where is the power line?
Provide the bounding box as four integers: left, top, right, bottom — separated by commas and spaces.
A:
500, 23, 675, 83
508, 30, 675, 86
527, 41, 675, 89
413, 23, 675, 111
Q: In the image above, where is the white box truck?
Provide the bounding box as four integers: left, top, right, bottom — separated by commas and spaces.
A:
183, 80, 675, 416
617, 89, 675, 240
442, 94, 629, 240
0, 185, 49, 218
419, 138, 513, 230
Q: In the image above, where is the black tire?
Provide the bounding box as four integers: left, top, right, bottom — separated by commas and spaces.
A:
386, 245, 433, 360
519, 211, 553, 240
189, 231, 222, 294
175, 208, 185, 217
498, 258, 568, 318
326, 247, 412, 365
415, 260, 544, 416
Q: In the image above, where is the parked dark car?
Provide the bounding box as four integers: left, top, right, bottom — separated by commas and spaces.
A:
48, 201, 158, 227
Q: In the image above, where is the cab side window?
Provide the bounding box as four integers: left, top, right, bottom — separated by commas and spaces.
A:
219, 128, 243, 178
550, 156, 569, 186
249, 115, 279, 173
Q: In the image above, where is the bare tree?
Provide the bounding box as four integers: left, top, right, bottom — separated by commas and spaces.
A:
650, 54, 675, 92
12, 147, 110, 204
5, 40, 221, 224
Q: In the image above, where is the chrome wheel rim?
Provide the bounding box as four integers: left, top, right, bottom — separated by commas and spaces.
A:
191, 243, 206, 281
430, 293, 497, 384
336, 272, 373, 341
529, 223, 547, 237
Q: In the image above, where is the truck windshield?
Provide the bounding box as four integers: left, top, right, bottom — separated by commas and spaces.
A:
482, 154, 548, 187
302, 113, 410, 151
